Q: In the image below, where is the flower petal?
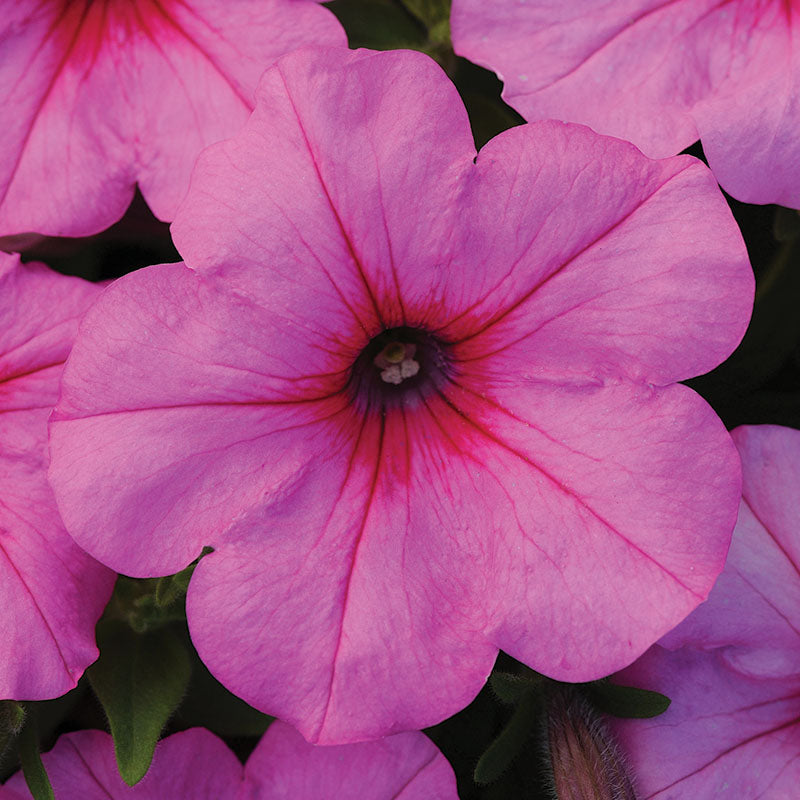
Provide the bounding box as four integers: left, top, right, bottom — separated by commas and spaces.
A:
439, 377, 740, 680
690, 8, 800, 206
3, 729, 242, 799
1, 254, 114, 700
660, 425, 800, 679
186, 403, 498, 743
612, 647, 800, 799
49, 46, 752, 743
451, 0, 800, 205
171, 47, 477, 330
243, 720, 458, 798
49, 261, 355, 576
443, 121, 752, 385
450, 0, 715, 156
0, 0, 345, 236
609, 424, 800, 798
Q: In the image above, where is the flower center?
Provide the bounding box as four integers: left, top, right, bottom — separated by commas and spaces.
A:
374, 341, 420, 385
349, 326, 451, 412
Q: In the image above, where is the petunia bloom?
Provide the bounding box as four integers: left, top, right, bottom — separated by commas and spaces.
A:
0, 252, 115, 700
0, 0, 345, 239
610, 425, 800, 798
451, 0, 800, 207
48, 47, 753, 743
0, 721, 457, 798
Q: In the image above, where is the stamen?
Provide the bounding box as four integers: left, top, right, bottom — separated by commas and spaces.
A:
374, 342, 420, 384
348, 325, 452, 412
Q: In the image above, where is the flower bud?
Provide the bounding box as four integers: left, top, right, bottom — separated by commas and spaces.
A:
544, 686, 637, 800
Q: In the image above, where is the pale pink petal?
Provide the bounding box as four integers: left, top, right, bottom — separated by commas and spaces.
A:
0, 3, 134, 238
49, 261, 355, 576
171, 47, 476, 322
445, 379, 740, 680
734, 425, 800, 574
125, 0, 346, 221
612, 647, 800, 799
241, 720, 458, 798
173, 59, 751, 386
451, 0, 800, 205
609, 424, 800, 798
1, 254, 115, 700
442, 121, 752, 386
1, 724, 457, 799
0, 256, 102, 381
450, 0, 716, 156
187, 381, 737, 740
0, 0, 345, 237
659, 425, 800, 679
186, 402, 497, 743
691, 13, 800, 206
3, 729, 242, 799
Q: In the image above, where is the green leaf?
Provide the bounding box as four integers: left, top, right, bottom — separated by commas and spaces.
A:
17, 712, 54, 800
155, 547, 213, 608
398, 0, 451, 47
489, 672, 531, 705
87, 620, 192, 786
400, 0, 450, 26
587, 680, 671, 719
474, 691, 541, 785
0, 701, 25, 761
324, 0, 425, 51
489, 670, 546, 705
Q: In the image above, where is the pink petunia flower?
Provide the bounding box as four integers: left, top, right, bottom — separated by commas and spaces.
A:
451, 0, 800, 207
0, 721, 457, 798
0, 0, 345, 239
48, 47, 753, 743
610, 425, 800, 798
0, 252, 115, 700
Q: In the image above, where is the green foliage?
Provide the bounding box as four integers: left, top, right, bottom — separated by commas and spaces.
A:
324, 0, 426, 51
489, 669, 545, 705
473, 689, 541, 786
17, 712, 53, 800
155, 547, 213, 609
399, 0, 449, 26
585, 679, 671, 719
399, 0, 451, 47
87, 620, 192, 786
0, 701, 25, 763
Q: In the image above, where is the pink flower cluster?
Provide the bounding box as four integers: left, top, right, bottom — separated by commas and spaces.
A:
3, 0, 796, 793
0, 721, 456, 798
48, 46, 752, 743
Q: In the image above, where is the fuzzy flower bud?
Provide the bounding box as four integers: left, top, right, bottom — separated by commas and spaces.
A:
544, 687, 637, 800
